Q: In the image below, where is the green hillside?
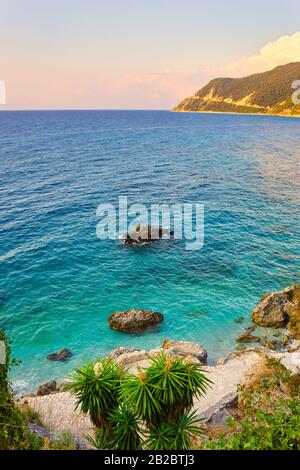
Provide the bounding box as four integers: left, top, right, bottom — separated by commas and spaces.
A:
173, 62, 300, 116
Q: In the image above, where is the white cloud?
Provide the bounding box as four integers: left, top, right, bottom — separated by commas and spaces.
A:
223, 32, 300, 76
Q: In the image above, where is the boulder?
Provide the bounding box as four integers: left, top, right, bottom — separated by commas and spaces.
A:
252, 285, 300, 338
197, 392, 238, 429
108, 309, 163, 333
56, 382, 70, 392
47, 348, 72, 362
162, 339, 208, 364
107, 347, 141, 359
28, 422, 54, 440
36, 380, 57, 397
122, 224, 174, 245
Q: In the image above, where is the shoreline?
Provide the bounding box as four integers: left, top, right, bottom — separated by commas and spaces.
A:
172, 109, 300, 118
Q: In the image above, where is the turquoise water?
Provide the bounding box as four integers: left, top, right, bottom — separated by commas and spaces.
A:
0, 110, 299, 393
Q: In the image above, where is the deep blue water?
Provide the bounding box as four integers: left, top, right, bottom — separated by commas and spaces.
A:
0, 110, 299, 393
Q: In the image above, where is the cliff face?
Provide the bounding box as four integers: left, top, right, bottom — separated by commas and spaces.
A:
173, 62, 300, 116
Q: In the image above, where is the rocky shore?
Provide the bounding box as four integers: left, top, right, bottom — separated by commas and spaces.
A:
16, 285, 300, 448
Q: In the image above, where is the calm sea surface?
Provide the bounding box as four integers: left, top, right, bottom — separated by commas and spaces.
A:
0, 110, 299, 392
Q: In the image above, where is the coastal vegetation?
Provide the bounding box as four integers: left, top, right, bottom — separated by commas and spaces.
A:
197, 358, 300, 450
0, 330, 42, 450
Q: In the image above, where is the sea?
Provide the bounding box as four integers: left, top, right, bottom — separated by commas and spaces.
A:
0, 110, 299, 393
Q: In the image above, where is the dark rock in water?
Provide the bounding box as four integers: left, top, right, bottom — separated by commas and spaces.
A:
122, 224, 174, 245
236, 333, 261, 344
108, 309, 164, 333
236, 332, 276, 351
234, 316, 245, 324
252, 285, 300, 338
47, 348, 72, 362
36, 380, 57, 396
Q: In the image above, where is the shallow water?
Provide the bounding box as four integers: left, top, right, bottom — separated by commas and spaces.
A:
0, 110, 299, 393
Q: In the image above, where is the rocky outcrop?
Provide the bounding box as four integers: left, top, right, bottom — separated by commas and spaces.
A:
107, 347, 141, 359
36, 380, 57, 397
197, 392, 238, 429
108, 309, 163, 333
252, 285, 300, 338
47, 348, 72, 362
122, 224, 174, 245
106, 339, 208, 373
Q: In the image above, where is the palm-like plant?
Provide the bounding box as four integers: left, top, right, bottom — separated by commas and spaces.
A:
144, 411, 205, 450
86, 403, 142, 450
68, 352, 211, 450
120, 368, 161, 424
173, 410, 205, 449
66, 358, 127, 427
123, 353, 211, 427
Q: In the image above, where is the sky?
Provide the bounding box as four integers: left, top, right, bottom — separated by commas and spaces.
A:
1, 0, 300, 109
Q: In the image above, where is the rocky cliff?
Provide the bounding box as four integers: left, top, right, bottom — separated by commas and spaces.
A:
173, 62, 300, 116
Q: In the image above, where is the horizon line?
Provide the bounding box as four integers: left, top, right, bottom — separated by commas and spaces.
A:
0, 108, 170, 112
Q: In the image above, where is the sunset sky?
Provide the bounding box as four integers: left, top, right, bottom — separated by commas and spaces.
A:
1, 0, 300, 109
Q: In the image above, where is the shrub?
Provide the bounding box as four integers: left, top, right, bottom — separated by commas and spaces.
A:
201, 357, 300, 450
0, 330, 42, 450
47, 431, 78, 450
66, 358, 128, 428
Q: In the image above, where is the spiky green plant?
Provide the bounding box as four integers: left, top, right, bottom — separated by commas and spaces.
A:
87, 403, 142, 450
123, 353, 211, 427
143, 422, 177, 450
120, 368, 161, 424
173, 411, 205, 449
144, 411, 205, 450
67, 358, 127, 427
69, 352, 211, 450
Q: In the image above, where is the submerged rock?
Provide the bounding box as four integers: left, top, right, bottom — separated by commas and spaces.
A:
236, 332, 276, 351
234, 316, 245, 324
162, 339, 208, 364
122, 224, 174, 245
236, 333, 261, 344
252, 285, 300, 338
108, 309, 164, 333
36, 380, 57, 396
47, 348, 72, 362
